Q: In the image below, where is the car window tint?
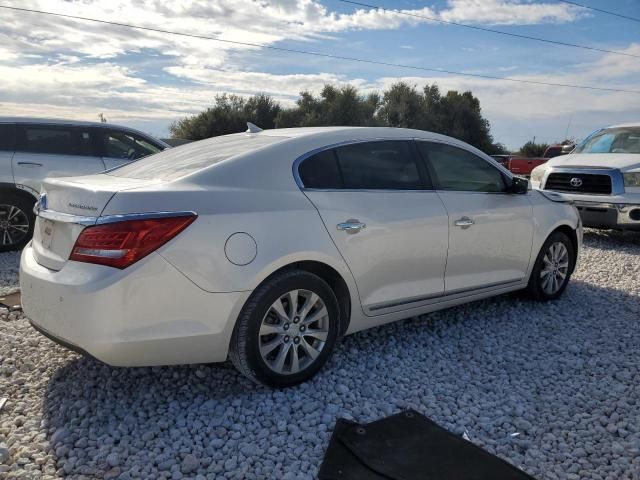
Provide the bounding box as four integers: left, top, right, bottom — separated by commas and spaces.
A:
334, 141, 422, 190
103, 131, 162, 160
76, 129, 93, 156
22, 126, 76, 155
17, 126, 93, 156
298, 149, 342, 189
0, 124, 15, 150
418, 142, 506, 193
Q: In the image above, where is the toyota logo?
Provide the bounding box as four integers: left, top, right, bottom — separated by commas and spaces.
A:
570, 177, 583, 188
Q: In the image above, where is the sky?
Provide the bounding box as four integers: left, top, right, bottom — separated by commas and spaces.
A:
0, 0, 639, 149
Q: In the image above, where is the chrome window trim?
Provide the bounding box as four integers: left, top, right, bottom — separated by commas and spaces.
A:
293, 137, 433, 191
301, 188, 435, 193
293, 137, 514, 192
541, 166, 624, 195
34, 208, 197, 226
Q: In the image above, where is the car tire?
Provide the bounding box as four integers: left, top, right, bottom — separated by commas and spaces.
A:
0, 191, 36, 252
229, 269, 340, 388
526, 231, 575, 301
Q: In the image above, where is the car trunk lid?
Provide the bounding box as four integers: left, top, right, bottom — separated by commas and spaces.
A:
33, 174, 162, 271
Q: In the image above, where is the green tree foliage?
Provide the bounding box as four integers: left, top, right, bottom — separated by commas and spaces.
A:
170, 94, 280, 140
171, 83, 505, 153
518, 141, 550, 157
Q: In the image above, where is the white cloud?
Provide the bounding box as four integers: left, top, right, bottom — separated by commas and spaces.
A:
0, 0, 630, 147
440, 0, 585, 25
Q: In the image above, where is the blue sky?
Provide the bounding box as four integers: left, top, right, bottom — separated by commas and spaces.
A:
1, 0, 639, 149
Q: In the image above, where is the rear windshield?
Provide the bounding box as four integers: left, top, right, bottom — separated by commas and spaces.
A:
107, 134, 285, 181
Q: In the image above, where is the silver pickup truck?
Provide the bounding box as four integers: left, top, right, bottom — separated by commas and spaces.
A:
530, 123, 640, 231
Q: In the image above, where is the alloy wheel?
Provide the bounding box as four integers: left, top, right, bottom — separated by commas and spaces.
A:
0, 204, 30, 247
540, 241, 569, 295
258, 289, 330, 375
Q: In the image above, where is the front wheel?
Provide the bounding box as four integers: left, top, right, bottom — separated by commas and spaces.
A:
229, 270, 340, 388
526, 231, 575, 301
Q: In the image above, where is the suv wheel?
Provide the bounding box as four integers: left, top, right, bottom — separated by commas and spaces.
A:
229, 270, 340, 388
526, 231, 575, 301
0, 192, 35, 252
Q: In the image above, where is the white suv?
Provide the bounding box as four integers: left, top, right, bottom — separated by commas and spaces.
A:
531, 123, 640, 231
0, 118, 168, 250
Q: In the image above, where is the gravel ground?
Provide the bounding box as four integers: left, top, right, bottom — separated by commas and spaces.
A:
0, 251, 20, 296
1, 229, 639, 479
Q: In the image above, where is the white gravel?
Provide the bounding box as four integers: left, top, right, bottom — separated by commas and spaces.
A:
0, 251, 20, 296
1, 230, 639, 479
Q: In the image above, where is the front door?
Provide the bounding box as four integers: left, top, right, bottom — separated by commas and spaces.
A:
298, 140, 449, 314
416, 141, 534, 293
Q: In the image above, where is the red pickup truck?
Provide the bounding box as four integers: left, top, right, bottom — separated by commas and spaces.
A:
492, 145, 571, 176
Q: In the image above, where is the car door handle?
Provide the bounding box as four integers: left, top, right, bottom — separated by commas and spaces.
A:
337, 220, 366, 234
454, 217, 475, 228
17, 162, 43, 167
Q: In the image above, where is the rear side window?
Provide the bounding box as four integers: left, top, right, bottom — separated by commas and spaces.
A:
18, 126, 93, 156
335, 141, 422, 190
298, 149, 342, 189
417, 142, 506, 193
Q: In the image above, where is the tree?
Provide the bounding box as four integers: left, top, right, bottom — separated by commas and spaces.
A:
518, 141, 549, 157
275, 85, 380, 128
169, 93, 280, 140
171, 83, 504, 154
377, 82, 426, 129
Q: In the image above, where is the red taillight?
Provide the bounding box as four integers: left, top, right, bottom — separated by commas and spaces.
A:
69, 214, 196, 269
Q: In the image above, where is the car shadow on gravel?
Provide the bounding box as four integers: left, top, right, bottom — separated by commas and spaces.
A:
39, 275, 640, 478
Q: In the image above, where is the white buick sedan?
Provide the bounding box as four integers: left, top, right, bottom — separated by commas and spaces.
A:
20, 127, 582, 387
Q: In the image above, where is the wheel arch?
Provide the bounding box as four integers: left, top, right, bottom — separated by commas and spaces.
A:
0, 183, 39, 206
252, 260, 353, 336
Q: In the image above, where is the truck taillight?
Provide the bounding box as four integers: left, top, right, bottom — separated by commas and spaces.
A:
69, 214, 196, 269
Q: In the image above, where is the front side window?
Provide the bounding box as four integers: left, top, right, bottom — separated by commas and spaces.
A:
575, 127, 640, 154
418, 142, 506, 193
103, 131, 162, 160
334, 141, 423, 190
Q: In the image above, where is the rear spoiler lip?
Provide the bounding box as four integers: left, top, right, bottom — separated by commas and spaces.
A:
34, 206, 198, 226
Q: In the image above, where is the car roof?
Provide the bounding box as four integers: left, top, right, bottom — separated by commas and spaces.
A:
257, 126, 479, 147
0, 116, 169, 146
605, 122, 640, 129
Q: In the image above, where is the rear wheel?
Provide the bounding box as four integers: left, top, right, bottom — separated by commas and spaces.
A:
526, 231, 575, 301
0, 192, 35, 252
229, 270, 340, 388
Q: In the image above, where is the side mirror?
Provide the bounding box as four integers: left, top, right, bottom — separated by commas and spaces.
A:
509, 176, 529, 194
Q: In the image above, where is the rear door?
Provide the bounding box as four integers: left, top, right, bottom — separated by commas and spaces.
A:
416, 141, 534, 293
299, 140, 449, 315
99, 129, 164, 170
12, 124, 105, 193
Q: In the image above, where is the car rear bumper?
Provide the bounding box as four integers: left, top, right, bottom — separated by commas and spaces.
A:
573, 201, 640, 230
20, 243, 250, 366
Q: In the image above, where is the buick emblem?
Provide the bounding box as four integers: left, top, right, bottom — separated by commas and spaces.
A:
570, 177, 583, 188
